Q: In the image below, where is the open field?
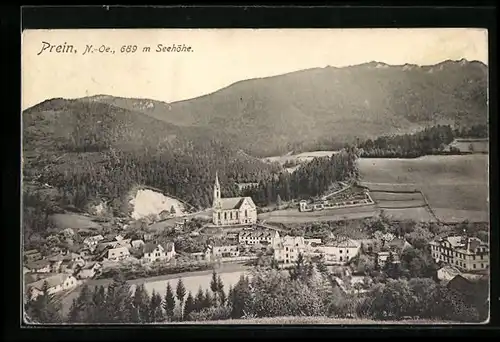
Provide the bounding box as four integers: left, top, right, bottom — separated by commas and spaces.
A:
49, 213, 102, 231
382, 208, 436, 222
263, 150, 338, 164
258, 206, 379, 224
172, 316, 459, 325
359, 155, 489, 222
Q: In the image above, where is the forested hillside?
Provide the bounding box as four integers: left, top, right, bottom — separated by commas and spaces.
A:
92, 60, 488, 156
22, 99, 282, 217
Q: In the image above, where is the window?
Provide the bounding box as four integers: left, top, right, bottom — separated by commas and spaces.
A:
224, 212, 227, 220
456, 261, 458, 265
286, 254, 289, 258
473, 264, 476, 269
481, 255, 484, 260
340, 256, 343, 262
286, 247, 288, 251
340, 250, 343, 253
481, 263, 484, 268
346, 249, 349, 254
473, 255, 476, 260
245, 210, 248, 218
230, 212, 233, 219
218, 212, 221, 220
236, 212, 239, 219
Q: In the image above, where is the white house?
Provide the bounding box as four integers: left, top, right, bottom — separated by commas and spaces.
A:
27, 273, 79, 300
238, 230, 280, 246
76, 262, 102, 279
309, 238, 361, 265
83, 235, 104, 250
437, 265, 462, 285
206, 244, 240, 260
142, 243, 176, 263
273, 235, 308, 267
105, 246, 130, 261
25, 259, 51, 273
131, 239, 145, 249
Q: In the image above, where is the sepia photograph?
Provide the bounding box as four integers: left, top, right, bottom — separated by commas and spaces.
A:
21, 28, 489, 325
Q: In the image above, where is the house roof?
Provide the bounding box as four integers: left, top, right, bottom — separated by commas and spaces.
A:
328, 238, 361, 249
143, 243, 163, 254
239, 230, 275, 239
82, 262, 99, 270
447, 275, 477, 296
25, 249, 40, 255
107, 246, 129, 254
26, 259, 50, 270
439, 265, 461, 275
217, 197, 255, 210
28, 273, 73, 291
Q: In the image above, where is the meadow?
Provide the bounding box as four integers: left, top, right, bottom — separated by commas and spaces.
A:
359, 155, 489, 222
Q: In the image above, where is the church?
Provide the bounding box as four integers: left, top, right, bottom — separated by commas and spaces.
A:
212, 172, 258, 226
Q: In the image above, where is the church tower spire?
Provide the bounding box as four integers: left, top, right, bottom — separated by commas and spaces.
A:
213, 170, 221, 207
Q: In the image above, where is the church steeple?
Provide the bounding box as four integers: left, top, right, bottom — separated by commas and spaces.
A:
213, 171, 221, 207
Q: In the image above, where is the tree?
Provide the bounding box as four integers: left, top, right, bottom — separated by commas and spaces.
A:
163, 283, 176, 320
216, 275, 225, 306
25, 281, 63, 324
183, 292, 195, 320
176, 278, 186, 319
104, 274, 133, 323
67, 284, 94, 323
203, 289, 213, 309
149, 290, 165, 322
132, 284, 151, 323
276, 194, 282, 207
210, 270, 219, 305
170, 205, 176, 215
194, 286, 205, 312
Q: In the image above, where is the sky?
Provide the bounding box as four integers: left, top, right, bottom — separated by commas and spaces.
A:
21, 28, 488, 110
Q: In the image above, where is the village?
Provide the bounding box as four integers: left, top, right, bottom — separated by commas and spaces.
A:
24, 171, 490, 306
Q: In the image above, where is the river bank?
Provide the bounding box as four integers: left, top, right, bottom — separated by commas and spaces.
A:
60, 262, 251, 316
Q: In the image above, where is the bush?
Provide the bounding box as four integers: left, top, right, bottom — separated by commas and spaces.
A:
187, 306, 232, 321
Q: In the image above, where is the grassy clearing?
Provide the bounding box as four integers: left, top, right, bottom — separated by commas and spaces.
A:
49, 213, 102, 230
258, 206, 379, 224
359, 155, 489, 216
171, 316, 458, 325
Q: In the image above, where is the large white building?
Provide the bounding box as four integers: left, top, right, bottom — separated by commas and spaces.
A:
212, 172, 257, 226
429, 236, 489, 272
274, 235, 308, 267
238, 229, 280, 246
309, 238, 361, 265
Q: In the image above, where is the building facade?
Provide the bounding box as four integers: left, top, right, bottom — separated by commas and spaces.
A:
238, 230, 280, 246
212, 172, 257, 226
274, 235, 308, 267
309, 238, 361, 265
429, 236, 489, 272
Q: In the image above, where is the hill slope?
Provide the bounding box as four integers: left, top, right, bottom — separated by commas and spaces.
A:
90, 59, 488, 156
22, 99, 281, 215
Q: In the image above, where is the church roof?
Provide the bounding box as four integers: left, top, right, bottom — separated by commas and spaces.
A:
218, 197, 255, 210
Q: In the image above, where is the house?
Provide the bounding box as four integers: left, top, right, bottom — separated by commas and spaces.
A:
437, 265, 462, 285
189, 252, 207, 261
26, 273, 79, 300
105, 246, 130, 261
60, 228, 75, 238
60, 260, 83, 275
131, 239, 145, 249
47, 254, 65, 273
212, 172, 257, 226
63, 252, 85, 265
76, 262, 102, 279
309, 238, 361, 265
273, 235, 307, 267
142, 243, 176, 263
83, 234, 104, 250
238, 230, 280, 246
376, 251, 400, 267
143, 233, 155, 242
386, 237, 413, 254
24, 249, 42, 263
429, 236, 489, 272
206, 243, 240, 260
25, 259, 51, 273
